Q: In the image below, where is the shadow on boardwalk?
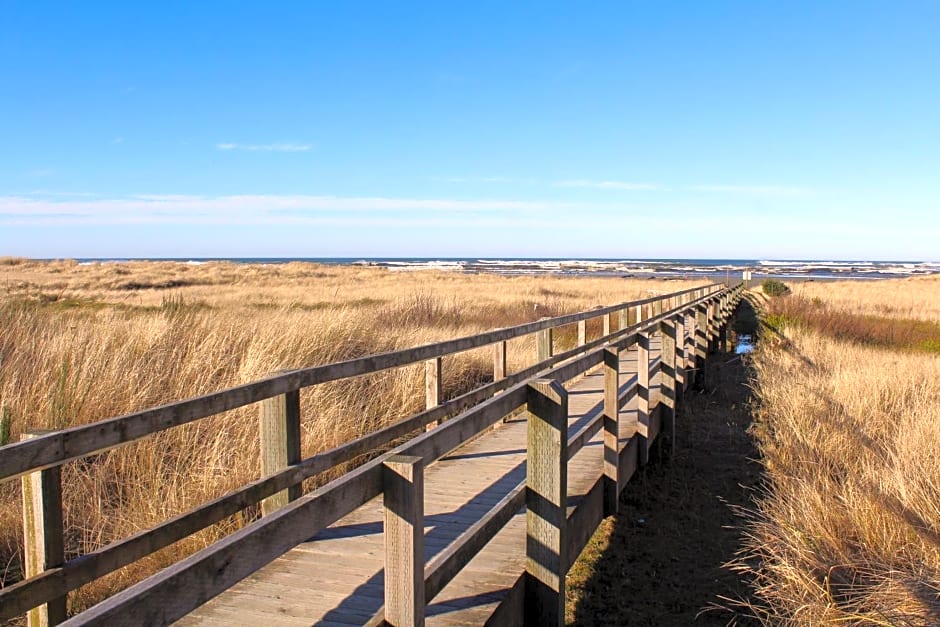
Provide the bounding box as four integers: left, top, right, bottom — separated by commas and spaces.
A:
567, 302, 762, 626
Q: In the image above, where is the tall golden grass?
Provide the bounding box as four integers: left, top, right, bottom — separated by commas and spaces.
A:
787, 275, 940, 322
738, 279, 940, 624
0, 260, 702, 616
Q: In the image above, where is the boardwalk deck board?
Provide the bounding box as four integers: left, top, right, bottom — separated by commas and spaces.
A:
176, 338, 664, 626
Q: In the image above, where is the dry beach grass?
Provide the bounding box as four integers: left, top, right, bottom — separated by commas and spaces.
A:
737, 277, 940, 624
0, 258, 702, 616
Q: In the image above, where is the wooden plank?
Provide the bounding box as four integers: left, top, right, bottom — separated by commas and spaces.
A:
492, 341, 507, 382
696, 305, 708, 387
259, 390, 302, 516
637, 331, 651, 466
565, 476, 604, 571
660, 317, 677, 458
20, 431, 66, 627
424, 483, 524, 602
61, 460, 387, 626
617, 436, 639, 493
425, 358, 442, 410
384, 455, 425, 627
483, 574, 524, 627
525, 379, 567, 627
602, 348, 620, 516
425, 357, 443, 432
536, 326, 553, 362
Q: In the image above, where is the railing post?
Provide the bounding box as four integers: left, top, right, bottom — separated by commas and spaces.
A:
675, 313, 686, 399
637, 330, 651, 466
686, 309, 696, 388
536, 322, 553, 362
425, 357, 442, 431
602, 313, 611, 338
577, 319, 587, 350
603, 348, 620, 515
695, 304, 708, 388
425, 358, 441, 409
708, 301, 719, 354
259, 387, 301, 516
21, 431, 67, 627
635, 304, 643, 325
617, 307, 629, 331
525, 379, 568, 627
661, 317, 678, 459
493, 340, 507, 381
384, 455, 425, 627
718, 294, 729, 352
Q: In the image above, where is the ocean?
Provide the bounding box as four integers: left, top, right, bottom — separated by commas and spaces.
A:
71, 258, 940, 280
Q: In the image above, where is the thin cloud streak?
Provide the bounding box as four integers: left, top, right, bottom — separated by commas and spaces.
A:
553, 179, 662, 190
690, 184, 811, 196
216, 143, 312, 152
0, 193, 584, 226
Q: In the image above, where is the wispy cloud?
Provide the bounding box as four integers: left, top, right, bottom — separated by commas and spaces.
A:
690, 184, 811, 196
437, 176, 540, 185
111, 137, 124, 145
216, 143, 312, 152
0, 193, 582, 226
553, 179, 662, 191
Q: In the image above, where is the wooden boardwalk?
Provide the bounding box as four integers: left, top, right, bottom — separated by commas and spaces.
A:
2, 283, 741, 627
178, 342, 662, 626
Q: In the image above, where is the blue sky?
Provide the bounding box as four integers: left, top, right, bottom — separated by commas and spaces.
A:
1, 2, 938, 260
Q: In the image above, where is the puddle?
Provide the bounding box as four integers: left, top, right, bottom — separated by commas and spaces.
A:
736, 334, 755, 354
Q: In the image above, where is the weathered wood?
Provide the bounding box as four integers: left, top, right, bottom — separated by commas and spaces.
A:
675, 314, 686, 397
684, 310, 695, 391
425, 358, 442, 410
20, 432, 66, 627
259, 390, 302, 516
617, 436, 639, 494
661, 317, 677, 458
424, 482, 524, 601
487, 573, 526, 627
565, 475, 604, 570
493, 341, 507, 381
696, 305, 708, 387
384, 455, 425, 627
536, 325, 553, 362
617, 308, 628, 331
602, 348, 620, 516
525, 380, 567, 627
602, 313, 611, 338
425, 357, 443, 431
718, 295, 731, 352
62, 459, 387, 626
637, 331, 651, 466
576, 320, 587, 349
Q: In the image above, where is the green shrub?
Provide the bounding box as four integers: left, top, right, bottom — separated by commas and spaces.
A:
761, 279, 791, 297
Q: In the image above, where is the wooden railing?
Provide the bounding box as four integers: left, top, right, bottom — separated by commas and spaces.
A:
0, 282, 743, 626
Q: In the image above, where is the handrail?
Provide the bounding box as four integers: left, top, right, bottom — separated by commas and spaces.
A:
5, 282, 742, 625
